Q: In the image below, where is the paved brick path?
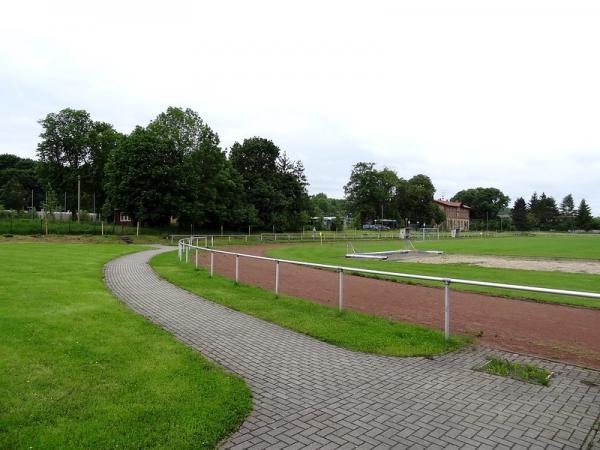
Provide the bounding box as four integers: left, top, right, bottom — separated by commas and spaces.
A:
105, 248, 600, 449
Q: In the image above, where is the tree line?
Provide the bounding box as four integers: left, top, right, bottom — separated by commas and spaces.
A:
511, 193, 595, 231
1, 107, 597, 232
1, 107, 311, 231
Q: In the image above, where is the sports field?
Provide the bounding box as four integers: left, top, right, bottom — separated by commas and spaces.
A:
264, 234, 600, 308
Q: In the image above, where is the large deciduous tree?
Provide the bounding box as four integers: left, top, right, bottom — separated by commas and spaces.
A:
0, 154, 41, 210
229, 137, 309, 231
451, 187, 509, 221
105, 107, 244, 227
344, 163, 443, 226
37, 108, 121, 215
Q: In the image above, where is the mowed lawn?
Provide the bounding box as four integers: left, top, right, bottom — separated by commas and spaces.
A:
264, 237, 600, 308
0, 243, 251, 450
414, 234, 600, 259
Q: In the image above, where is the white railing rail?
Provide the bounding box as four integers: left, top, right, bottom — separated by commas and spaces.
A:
178, 238, 600, 340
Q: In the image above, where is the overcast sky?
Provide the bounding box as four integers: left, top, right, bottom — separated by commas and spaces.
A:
1, 1, 599, 213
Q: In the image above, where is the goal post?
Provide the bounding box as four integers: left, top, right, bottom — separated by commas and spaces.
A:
420, 227, 440, 241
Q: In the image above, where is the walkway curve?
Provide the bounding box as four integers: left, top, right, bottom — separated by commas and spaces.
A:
104, 247, 600, 449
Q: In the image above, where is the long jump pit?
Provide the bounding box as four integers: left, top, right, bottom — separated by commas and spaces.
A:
195, 245, 600, 369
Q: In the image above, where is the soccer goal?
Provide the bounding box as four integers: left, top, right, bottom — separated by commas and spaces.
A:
418, 227, 440, 241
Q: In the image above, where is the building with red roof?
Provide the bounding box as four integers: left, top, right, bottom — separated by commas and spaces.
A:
434, 199, 470, 231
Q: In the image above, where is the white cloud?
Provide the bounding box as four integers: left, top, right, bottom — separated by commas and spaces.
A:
1, 0, 599, 212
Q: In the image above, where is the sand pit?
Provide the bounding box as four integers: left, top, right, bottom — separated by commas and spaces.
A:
393, 253, 600, 274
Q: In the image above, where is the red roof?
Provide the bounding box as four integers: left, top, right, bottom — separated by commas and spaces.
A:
434, 199, 471, 209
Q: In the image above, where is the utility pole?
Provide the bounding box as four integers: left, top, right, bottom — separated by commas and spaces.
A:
77, 174, 81, 223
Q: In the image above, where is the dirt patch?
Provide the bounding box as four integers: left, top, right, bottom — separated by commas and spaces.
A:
195, 245, 600, 369
390, 252, 600, 274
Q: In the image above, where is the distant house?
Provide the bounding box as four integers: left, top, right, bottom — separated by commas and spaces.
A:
113, 209, 132, 226
434, 199, 470, 231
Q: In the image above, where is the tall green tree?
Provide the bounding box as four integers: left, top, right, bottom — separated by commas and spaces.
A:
560, 193, 576, 216
148, 107, 245, 228
344, 162, 398, 224
0, 154, 41, 209
229, 137, 309, 231
527, 192, 559, 230
451, 187, 509, 221
511, 197, 529, 231
104, 126, 182, 226
0, 178, 28, 210
576, 199, 594, 230
37, 109, 120, 215
344, 163, 442, 226
405, 174, 444, 226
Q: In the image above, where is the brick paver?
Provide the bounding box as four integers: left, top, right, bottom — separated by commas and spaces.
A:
104, 247, 600, 449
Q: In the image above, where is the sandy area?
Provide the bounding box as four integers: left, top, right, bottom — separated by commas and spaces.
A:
391, 253, 600, 274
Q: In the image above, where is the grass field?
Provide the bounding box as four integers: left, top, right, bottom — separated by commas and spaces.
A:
150, 252, 469, 357
413, 234, 600, 260
264, 237, 600, 309
0, 243, 251, 449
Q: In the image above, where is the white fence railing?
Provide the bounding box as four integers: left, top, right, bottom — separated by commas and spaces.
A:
169, 230, 521, 246
178, 238, 600, 340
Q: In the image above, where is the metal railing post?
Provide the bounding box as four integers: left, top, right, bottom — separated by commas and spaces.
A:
338, 268, 344, 311
210, 251, 214, 277
444, 279, 450, 340
195, 248, 199, 269
235, 254, 239, 283
275, 260, 280, 296
178, 242, 182, 261
185, 243, 189, 263
211, 236, 214, 247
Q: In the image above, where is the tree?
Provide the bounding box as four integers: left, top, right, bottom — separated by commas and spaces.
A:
560, 194, 576, 217
526, 192, 559, 230
0, 178, 28, 210
0, 154, 41, 209
343, 163, 399, 224
104, 125, 184, 226
405, 174, 444, 226
451, 187, 509, 221
309, 193, 347, 217
344, 164, 442, 227
576, 199, 594, 231
229, 137, 309, 231
511, 197, 529, 231
557, 193, 576, 231
37, 109, 120, 216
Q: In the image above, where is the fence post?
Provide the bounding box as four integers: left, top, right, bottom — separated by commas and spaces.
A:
444, 279, 450, 340
211, 236, 214, 247
275, 260, 280, 296
210, 251, 214, 277
178, 242, 182, 261
185, 243, 189, 263
235, 254, 239, 283
195, 248, 199, 269
338, 268, 344, 312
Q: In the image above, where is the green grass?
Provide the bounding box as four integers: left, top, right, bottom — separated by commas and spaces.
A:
264, 240, 600, 309
150, 252, 470, 357
0, 243, 251, 450
413, 234, 600, 260
478, 357, 551, 386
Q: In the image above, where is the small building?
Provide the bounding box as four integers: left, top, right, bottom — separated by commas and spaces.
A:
113, 209, 132, 226
434, 199, 470, 231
